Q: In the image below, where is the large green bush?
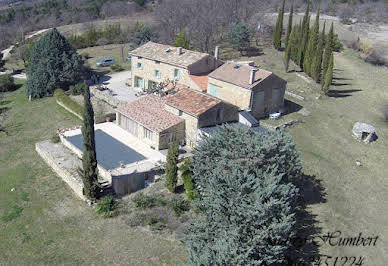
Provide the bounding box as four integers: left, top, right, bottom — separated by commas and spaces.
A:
26, 29, 84, 98
0, 74, 15, 92
184, 125, 300, 265
54, 89, 84, 118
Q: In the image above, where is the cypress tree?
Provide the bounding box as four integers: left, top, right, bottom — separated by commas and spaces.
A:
291, 22, 302, 63
322, 22, 334, 79
273, 0, 285, 50
285, 3, 294, 49
297, 3, 310, 68
79, 82, 99, 200
304, 8, 320, 76
285, 27, 295, 72
322, 53, 334, 95
311, 34, 324, 82
184, 125, 300, 265
165, 141, 179, 193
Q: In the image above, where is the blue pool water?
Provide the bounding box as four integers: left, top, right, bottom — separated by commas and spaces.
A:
67, 129, 146, 169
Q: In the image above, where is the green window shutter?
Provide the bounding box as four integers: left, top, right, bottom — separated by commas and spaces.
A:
257, 91, 264, 105
209, 84, 218, 97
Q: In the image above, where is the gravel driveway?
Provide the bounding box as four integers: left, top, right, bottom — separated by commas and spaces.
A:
101, 71, 138, 103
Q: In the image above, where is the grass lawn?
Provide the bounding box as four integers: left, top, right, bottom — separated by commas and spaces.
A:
0, 81, 187, 265
78, 43, 132, 74
235, 43, 388, 264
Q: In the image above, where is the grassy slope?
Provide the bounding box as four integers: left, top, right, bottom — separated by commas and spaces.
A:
0, 82, 187, 265
238, 45, 388, 264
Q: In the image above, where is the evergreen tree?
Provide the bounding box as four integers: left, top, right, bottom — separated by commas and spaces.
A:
184, 125, 300, 265
273, 0, 285, 50
285, 3, 294, 49
26, 28, 84, 98
291, 22, 301, 63
179, 158, 198, 202
285, 27, 295, 72
173, 29, 190, 49
229, 23, 251, 54
165, 141, 179, 193
304, 8, 320, 76
322, 53, 334, 95
297, 3, 310, 68
311, 34, 324, 82
322, 22, 334, 79
79, 82, 99, 200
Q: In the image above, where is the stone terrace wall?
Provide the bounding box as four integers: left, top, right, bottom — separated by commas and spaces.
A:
90, 86, 125, 109
35, 140, 86, 201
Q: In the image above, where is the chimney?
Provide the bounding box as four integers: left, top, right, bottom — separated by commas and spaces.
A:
249, 68, 258, 85
177, 47, 183, 55
215, 46, 219, 60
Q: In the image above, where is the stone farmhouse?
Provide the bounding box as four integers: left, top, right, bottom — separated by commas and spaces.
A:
116, 41, 287, 150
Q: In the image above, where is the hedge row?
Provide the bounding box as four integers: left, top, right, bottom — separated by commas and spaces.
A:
54, 89, 84, 118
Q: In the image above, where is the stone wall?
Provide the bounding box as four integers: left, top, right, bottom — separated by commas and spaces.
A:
35, 141, 86, 201
89, 86, 124, 108
207, 77, 252, 110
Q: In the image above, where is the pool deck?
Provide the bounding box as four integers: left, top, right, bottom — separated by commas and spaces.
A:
63, 122, 166, 163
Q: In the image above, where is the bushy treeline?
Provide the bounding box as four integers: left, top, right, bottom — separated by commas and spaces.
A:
275, 3, 337, 94
68, 22, 157, 49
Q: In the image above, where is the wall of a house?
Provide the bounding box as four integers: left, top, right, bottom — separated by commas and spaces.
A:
131, 56, 191, 89
207, 77, 252, 110
250, 74, 286, 119
164, 104, 198, 147
197, 102, 239, 128
158, 121, 185, 150
188, 55, 223, 75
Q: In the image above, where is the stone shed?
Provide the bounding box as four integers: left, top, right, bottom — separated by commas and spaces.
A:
352, 122, 377, 143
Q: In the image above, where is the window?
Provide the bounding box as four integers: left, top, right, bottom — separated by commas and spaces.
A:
209, 84, 219, 97
179, 110, 183, 117
144, 127, 152, 140
136, 77, 144, 89
155, 60, 160, 64
174, 69, 180, 78
273, 88, 279, 101
169, 132, 176, 144
154, 70, 161, 79
257, 91, 265, 105
137, 62, 143, 70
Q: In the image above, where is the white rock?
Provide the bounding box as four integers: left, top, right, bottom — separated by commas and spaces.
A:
356, 161, 362, 166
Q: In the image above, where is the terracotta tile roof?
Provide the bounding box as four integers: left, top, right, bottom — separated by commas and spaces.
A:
117, 94, 183, 133
208, 62, 273, 89
129, 41, 209, 68
165, 88, 221, 117
190, 73, 209, 92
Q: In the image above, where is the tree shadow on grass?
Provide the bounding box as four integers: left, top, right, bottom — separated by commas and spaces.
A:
328, 89, 362, 98
286, 173, 327, 265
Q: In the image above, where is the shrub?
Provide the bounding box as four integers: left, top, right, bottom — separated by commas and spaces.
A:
180, 158, 198, 202
0, 74, 15, 92
51, 132, 60, 143
332, 34, 344, 52
110, 63, 124, 72
168, 197, 189, 217
365, 49, 387, 66
70, 82, 85, 95
134, 0, 145, 7
95, 113, 116, 124
54, 89, 84, 118
132, 193, 166, 209
95, 195, 118, 218
165, 141, 179, 192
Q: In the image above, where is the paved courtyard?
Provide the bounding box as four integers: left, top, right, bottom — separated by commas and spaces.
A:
101, 71, 138, 103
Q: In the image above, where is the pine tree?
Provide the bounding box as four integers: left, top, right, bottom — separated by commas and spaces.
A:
322, 53, 334, 95
79, 82, 99, 200
26, 28, 84, 98
165, 141, 179, 193
322, 22, 334, 80
304, 8, 320, 76
229, 23, 251, 54
184, 125, 300, 265
173, 29, 190, 49
285, 3, 294, 49
273, 0, 285, 50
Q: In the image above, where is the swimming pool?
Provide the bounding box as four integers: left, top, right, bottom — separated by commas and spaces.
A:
66, 129, 147, 170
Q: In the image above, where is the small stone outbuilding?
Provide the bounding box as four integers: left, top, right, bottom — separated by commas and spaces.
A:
352, 122, 377, 143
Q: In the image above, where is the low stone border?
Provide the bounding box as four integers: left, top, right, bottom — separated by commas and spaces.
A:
285, 90, 305, 101
35, 140, 86, 201
260, 119, 300, 130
